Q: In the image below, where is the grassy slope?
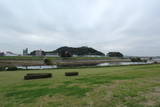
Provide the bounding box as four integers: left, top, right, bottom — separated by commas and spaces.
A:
0, 56, 50, 60
0, 64, 160, 107
0, 56, 114, 61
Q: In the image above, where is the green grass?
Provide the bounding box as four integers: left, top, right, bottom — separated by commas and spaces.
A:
0, 56, 114, 60
0, 56, 44, 60
0, 64, 160, 107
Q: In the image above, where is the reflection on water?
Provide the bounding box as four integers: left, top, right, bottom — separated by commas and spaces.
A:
18, 65, 57, 70
97, 62, 153, 67
17, 61, 155, 70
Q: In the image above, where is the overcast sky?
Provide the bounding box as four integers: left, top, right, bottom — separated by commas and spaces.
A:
0, 0, 160, 56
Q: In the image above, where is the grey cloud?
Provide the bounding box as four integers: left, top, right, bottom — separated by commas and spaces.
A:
0, 0, 160, 56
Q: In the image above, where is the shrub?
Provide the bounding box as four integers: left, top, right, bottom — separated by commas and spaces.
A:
44, 58, 52, 65
154, 61, 158, 64
6, 66, 18, 71
24, 73, 52, 80
107, 52, 123, 57
0, 66, 6, 71
130, 57, 142, 62
59, 51, 72, 58
65, 72, 79, 76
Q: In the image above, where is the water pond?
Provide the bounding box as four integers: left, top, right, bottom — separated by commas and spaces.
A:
17, 61, 154, 70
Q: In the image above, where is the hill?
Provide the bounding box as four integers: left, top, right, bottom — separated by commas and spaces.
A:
45, 46, 105, 56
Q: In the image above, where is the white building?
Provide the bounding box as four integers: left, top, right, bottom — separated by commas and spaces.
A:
35, 50, 44, 56
5, 51, 19, 56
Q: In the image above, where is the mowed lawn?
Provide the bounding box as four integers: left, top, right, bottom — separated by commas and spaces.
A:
0, 65, 160, 107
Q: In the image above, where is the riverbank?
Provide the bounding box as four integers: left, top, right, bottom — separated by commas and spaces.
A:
0, 56, 112, 60
0, 56, 130, 66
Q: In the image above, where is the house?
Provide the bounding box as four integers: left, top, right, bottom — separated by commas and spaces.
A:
30, 49, 45, 56
0, 51, 5, 56
35, 50, 43, 56
5, 51, 19, 56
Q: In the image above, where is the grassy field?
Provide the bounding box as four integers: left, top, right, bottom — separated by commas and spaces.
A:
0, 64, 160, 107
0, 56, 45, 60
0, 56, 130, 66
0, 56, 114, 60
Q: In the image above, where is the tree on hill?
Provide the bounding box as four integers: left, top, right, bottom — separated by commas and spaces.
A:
130, 57, 142, 62
107, 52, 123, 57
59, 50, 72, 57
45, 46, 105, 56
30, 50, 46, 56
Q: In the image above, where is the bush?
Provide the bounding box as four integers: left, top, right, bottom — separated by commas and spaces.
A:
59, 51, 72, 58
130, 57, 142, 62
154, 61, 158, 64
24, 73, 52, 80
65, 72, 79, 76
0, 66, 6, 71
44, 58, 52, 65
6, 66, 18, 71
107, 52, 123, 57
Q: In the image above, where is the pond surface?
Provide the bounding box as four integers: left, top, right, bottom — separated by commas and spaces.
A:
97, 62, 152, 67
17, 65, 57, 70
17, 61, 155, 70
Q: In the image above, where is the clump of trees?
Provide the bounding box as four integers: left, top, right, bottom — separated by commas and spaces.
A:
0, 52, 5, 56
30, 50, 46, 56
59, 50, 72, 58
6, 66, 18, 71
154, 61, 158, 64
46, 46, 105, 56
130, 57, 142, 62
107, 52, 123, 57
0, 66, 6, 71
0, 66, 18, 71
44, 58, 52, 65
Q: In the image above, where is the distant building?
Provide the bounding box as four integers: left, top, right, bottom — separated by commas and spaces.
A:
23, 48, 28, 56
5, 51, 19, 56
30, 49, 45, 56
35, 50, 44, 56
0, 51, 5, 56
45, 53, 59, 57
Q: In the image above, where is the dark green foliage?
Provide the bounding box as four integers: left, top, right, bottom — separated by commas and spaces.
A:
0, 52, 5, 56
6, 66, 18, 71
153, 61, 158, 64
59, 50, 72, 57
65, 72, 79, 76
43, 58, 52, 65
0, 56, 44, 60
24, 73, 52, 80
0, 66, 6, 71
107, 52, 124, 57
30, 50, 45, 56
45, 46, 105, 56
130, 57, 142, 62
